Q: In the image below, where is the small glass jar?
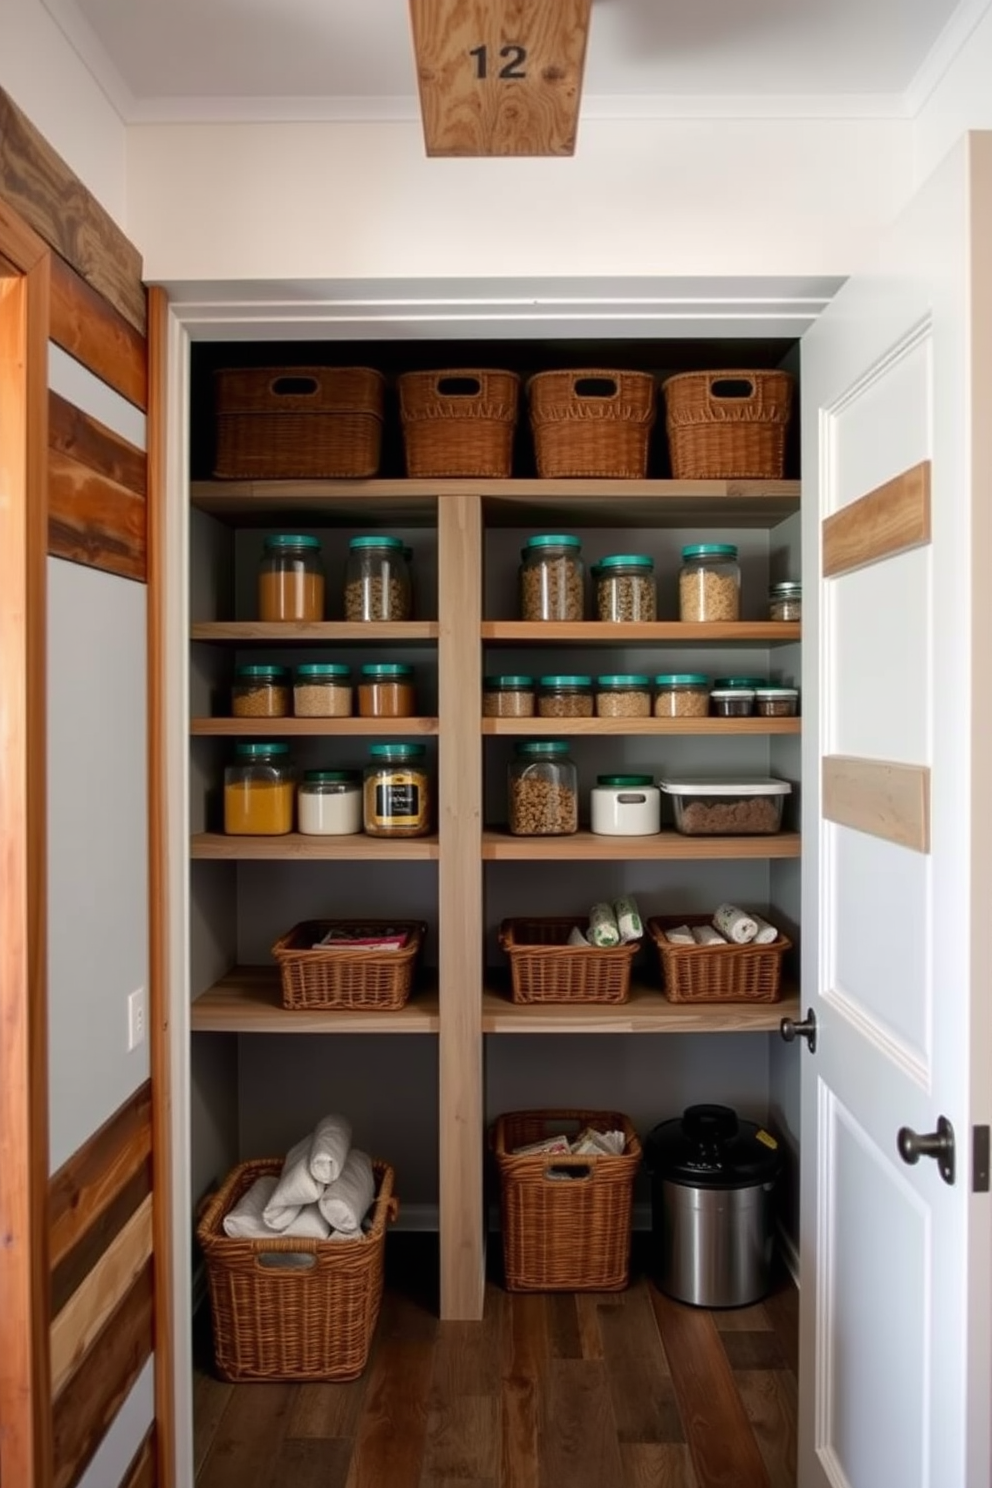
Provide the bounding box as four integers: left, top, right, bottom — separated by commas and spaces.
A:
519, 535, 584, 621
710, 688, 755, 717
590, 774, 660, 836
345, 536, 412, 621
508, 741, 578, 836
595, 554, 657, 622
714, 676, 767, 691
754, 687, 799, 717
595, 674, 652, 719
358, 663, 415, 718
258, 534, 325, 622
231, 664, 291, 719
654, 674, 710, 718
293, 663, 352, 718
298, 769, 363, 835
678, 543, 740, 622
537, 674, 594, 718
769, 581, 802, 622
224, 742, 295, 835
483, 675, 535, 718
363, 743, 431, 837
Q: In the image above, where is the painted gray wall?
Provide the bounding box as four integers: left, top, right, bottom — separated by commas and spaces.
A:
77, 1356, 154, 1488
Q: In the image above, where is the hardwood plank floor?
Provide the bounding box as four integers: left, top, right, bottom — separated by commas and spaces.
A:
194, 1238, 798, 1488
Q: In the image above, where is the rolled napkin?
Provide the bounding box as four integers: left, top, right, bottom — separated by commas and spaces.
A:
588, 902, 620, 947
692, 925, 727, 946
224, 1177, 331, 1240
567, 925, 591, 947
318, 1148, 375, 1234
613, 895, 643, 944
308, 1113, 353, 1186
263, 1134, 324, 1230
750, 912, 780, 945
664, 925, 695, 946
712, 903, 758, 945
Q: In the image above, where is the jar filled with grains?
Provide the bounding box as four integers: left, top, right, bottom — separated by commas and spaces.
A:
231, 664, 291, 718
519, 534, 584, 621
769, 581, 802, 622
595, 554, 657, 621
358, 663, 415, 718
224, 742, 295, 835
345, 536, 412, 621
508, 741, 578, 836
363, 743, 431, 837
710, 688, 755, 717
595, 674, 652, 718
298, 769, 363, 835
483, 675, 535, 718
653, 673, 710, 718
678, 543, 741, 622
258, 535, 325, 622
754, 686, 799, 717
537, 674, 594, 718
293, 663, 353, 718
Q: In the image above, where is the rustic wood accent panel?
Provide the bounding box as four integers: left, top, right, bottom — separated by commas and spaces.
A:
51, 1160, 152, 1317
52, 1262, 154, 1488
48, 446, 147, 581
120, 1426, 156, 1488
0, 87, 146, 333
409, 0, 591, 156
49, 1083, 153, 1271
823, 754, 931, 853
823, 460, 931, 578
49, 255, 148, 412
49, 391, 146, 496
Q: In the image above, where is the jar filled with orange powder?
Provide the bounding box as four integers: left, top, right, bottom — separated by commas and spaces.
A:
258, 534, 325, 621
224, 742, 295, 834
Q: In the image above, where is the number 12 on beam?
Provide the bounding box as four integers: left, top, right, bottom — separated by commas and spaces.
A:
468, 44, 528, 80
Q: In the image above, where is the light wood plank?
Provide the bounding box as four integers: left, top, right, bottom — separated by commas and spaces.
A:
482, 717, 800, 737
48, 390, 146, 496
48, 446, 147, 580
191, 620, 439, 644
51, 1161, 151, 1316
49, 1083, 153, 1270
190, 715, 439, 737
482, 829, 801, 861
822, 754, 930, 853
482, 984, 800, 1034
409, 0, 591, 157
49, 254, 147, 410
191, 831, 439, 861
190, 966, 440, 1034
822, 460, 931, 577
482, 620, 800, 646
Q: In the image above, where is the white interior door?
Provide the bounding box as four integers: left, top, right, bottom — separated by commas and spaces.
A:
798, 132, 992, 1488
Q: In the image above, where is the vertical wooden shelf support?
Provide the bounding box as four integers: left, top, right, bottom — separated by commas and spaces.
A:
437, 494, 485, 1320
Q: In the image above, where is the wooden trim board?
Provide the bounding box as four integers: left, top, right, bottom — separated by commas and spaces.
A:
49, 255, 148, 412
49, 391, 146, 497
823, 754, 930, 853
48, 446, 147, 581
49, 1083, 153, 1271
823, 460, 931, 577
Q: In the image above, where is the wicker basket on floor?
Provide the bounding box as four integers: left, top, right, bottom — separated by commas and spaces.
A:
197, 1157, 398, 1381
499, 917, 638, 1005
528, 368, 657, 478
213, 366, 385, 479
398, 368, 520, 477
647, 915, 790, 1004
661, 369, 794, 479
493, 1109, 641, 1291
271, 920, 426, 1011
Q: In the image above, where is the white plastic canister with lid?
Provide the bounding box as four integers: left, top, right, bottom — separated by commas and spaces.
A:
590, 774, 660, 836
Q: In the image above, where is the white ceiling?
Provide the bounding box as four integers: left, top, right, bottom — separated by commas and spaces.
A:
41, 0, 984, 123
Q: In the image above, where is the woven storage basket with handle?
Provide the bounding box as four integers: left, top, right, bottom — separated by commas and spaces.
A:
499, 916, 637, 1005
528, 368, 657, 478
661, 369, 794, 479
197, 1157, 398, 1381
398, 368, 520, 477
271, 919, 425, 1011
213, 366, 385, 479
493, 1109, 641, 1291
647, 914, 790, 1003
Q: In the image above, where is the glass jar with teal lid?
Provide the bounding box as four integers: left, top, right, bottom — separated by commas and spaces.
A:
595, 554, 657, 621
537, 674, 594, 718
483, 675, 535, 718
357, 663, 415, 718
258, 534, 324, 621
224, 742, 295, 835
231, 663, 291, 719
508, 741, 578, 836
678, 543, 740, 622
653, 673, 710, 719
345, 535, 412, 621
298, 769, 363, 835
519, 534, 584, 621
293, 662, 352, 718
363, 742, 430, 836
595, 674, 652, 718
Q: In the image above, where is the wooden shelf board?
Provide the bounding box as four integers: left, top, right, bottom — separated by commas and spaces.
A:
191, 621, 439, 644
482, 717, 800, 737
191, 716, 439, 736
190, 481, 440, 525
190, 832, 439, 861
482, 829, 801, 861
482, 981, 800, 1034
191, 965, 440, 1032
481, 621, 800, 645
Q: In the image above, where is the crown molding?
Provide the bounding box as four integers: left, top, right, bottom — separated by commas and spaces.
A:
903, 0, 992, 115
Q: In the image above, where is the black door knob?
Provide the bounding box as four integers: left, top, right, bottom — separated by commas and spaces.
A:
779, 1007, 817, 1053
897, 1116, 955, 1186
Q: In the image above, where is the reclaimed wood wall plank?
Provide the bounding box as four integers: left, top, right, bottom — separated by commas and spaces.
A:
822, 754, 930, 853
49, 1083, 152, 1271
51, 1160, 152, 1317
822, 460, 931, 578
49, 390, 146, 496
120, 1426, 156, 1488
48, 447, 147, 581
49, 254, 147, 411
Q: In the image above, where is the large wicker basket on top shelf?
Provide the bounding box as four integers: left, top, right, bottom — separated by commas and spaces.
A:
646, 914, 790, 1004
661, 368, 794, 479
398, 368, 520, 477
213, 366, 385, 479
271, 920, 426, 1011
498, 916, 639, 1005
527, 368, 657, 478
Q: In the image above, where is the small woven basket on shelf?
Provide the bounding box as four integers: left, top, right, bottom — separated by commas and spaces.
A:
498, 917, 638, 1005
492, 1109, 641, 1291
197, 1157, 398, 1381
213, 366, 385, 479
398, 368, 520, 477
271, 920, 426, 1011
527, 368, 657, 478
646, 915, 790, 1004
661, 369, 794, 479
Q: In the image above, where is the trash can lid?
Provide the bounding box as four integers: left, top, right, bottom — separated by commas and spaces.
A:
645, 1103, 783, 1189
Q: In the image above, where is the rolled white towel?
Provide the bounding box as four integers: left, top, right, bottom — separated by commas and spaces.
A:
223, 1177, 330, 1240
308, 1113, 352, 1186
692, 925, 727, 946
750, 913, 780, 945
318, 1149, 375, 1234
263, 1135, 323, 1229
712, 903, 758, 945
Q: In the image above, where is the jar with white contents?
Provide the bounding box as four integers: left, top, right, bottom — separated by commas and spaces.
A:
297, 770, 363, 836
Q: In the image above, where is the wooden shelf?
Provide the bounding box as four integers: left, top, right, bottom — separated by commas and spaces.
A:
191, 965, 440, 1032
482, 717, 800, 737
482, 829, 801, 860
190, 621, 439, 644
190, 832, 439, 860
481, 621, 800, 646
482, 981, 800, 1033
191, 716, 439, 736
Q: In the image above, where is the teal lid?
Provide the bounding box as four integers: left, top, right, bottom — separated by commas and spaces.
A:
681, 543, 738, 559
484, 675, 534, 688
597, 674, 650, 687
515, 741, 571, 755
538, 674, 592, 688
596, 774, 654, 787
654, 673, 709, 686
361, 663, 413, 678
597, 554, 654, 570
368, 742, 425, 758
522, 534, 581, 551
714, 676, 767, 689
349, 535, 404, 550
296, 663, 351, 678
234, 664, 290, 679
303, 769, 360, 783
233, 742, 290, 756
263, 534, 321, 550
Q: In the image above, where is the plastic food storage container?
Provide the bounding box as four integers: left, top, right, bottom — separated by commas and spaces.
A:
519, 535, 584, 621
754, 687, 799, 717
653, 674, 709, 718
537, 674, 593, 718
714, 676, 767, 691
595, 675, 652, 718
224, 742, 295, 835
363, 743, 431, 837
710, 688, 755, 717
358, 663, 415, 718
298, 770, 363, 835
769, 581, 802, 622
231, 664, 291, 718
483, 675, 535, 718
257, 534, 325, 621
595, 555, 657, 621
345, 536, 412, 621
678, 544, 740, 622
590, 774, 660, 836
293, 663, 352, 717
660, 777, 791, 835
508, 741, 578, 836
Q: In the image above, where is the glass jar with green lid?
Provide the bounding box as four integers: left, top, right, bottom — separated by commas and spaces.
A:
483, 675, 535, 718
231, 664, 291, 718
363, 743, 430, 837
258, 534, 325, 621
508, 741, 578, 836
678, 543, 740, 622
714, 676, 767, 690
653, 673, 710, 718
298, 769, 363, 835
345, 535, 412, 621
224, 742, 295, 835
358, 662, 415, 718
537, 674, 594, 718
595, 554, 657, 621
519, 534, 584, 621
595, 674, 652, 718
769, 581, 802, 622
293, 662, 352, 718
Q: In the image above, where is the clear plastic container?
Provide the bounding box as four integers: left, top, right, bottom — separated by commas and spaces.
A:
483, 675, 535, 718
678, 544, 740, 622
344, 535, 412, 621
710, 688, 755, 717
660, 777, 791, 836
590, 774, 660, 836
258, 534, 325, 621
714, 676, 767, 691
537, 674, 593, 718
519, 535, 584, 621
508, 741, 578, 836
357, 663, 415, 718
363, 743, 431, 837
653, 674, 710, 718
769, 581, 802, 622
754, 687, 799, 717
293, 663, 352, 718
298, 769, 363, 835
231, 664, 291, 718
595, 674, 652, 718
224, 742, 295, 835
595, 554, 657, 621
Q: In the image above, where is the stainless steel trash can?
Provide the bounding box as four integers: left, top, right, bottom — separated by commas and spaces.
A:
645, 1104, 782, 1308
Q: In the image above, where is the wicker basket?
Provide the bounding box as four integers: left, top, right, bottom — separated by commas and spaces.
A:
197, 1157, 398, 1381
646, 915, 790, 1004
271, 920, 425, 1011
398, 369, 520, 477
213, 366, 385, 479
661, 369, 794, 479
527, 368, 657, 478
493, 1110, 641, 1291
499, 917, 638, 1005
